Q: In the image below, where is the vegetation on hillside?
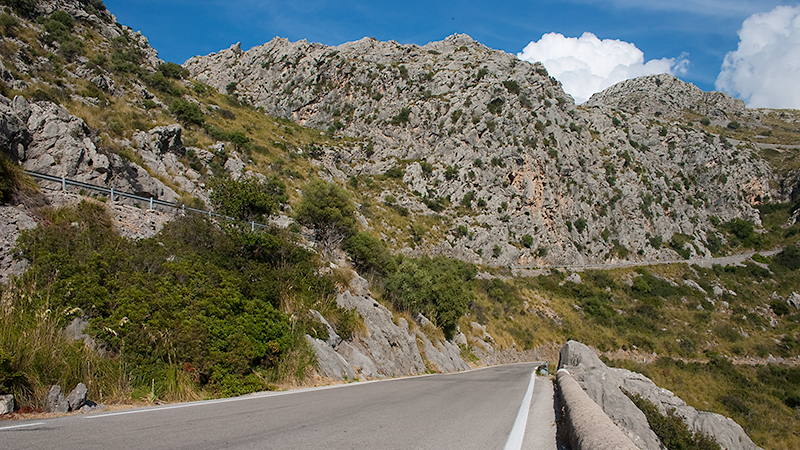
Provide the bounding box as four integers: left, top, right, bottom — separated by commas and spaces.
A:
2, 201, 349, 406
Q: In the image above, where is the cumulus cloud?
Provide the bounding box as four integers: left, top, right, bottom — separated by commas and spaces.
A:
715, 5, 800, 109
517, 32, 688, 104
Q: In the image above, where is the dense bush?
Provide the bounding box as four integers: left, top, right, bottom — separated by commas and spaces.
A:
170, 99, 205, 126
772, 244, 800, 271
384, 255, 476, 338
158, 61, 190, 79
208, 176, 286, 222
719, 218, 762, 249
344, 232, 397, 277
296, 180, 356, 251
10, 202, 332, 400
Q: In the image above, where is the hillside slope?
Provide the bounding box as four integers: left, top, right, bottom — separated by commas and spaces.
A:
185, 36, 799, 267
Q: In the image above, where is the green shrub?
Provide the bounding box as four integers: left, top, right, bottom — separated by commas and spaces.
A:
0, 153, 24, 204
502, 80, 520, 95
575, 217, 588, 233
384, 167, 403, 178
670, 233, 693, 259
208, 176, 286, 222
159, 62, 189, 79
384, 256, 476, 338
170, 99, 205, 126
12, 203, 332, 402
720, 218, 762, 249
460, 191, 475, 208
296, 180, 356, 250
391, 107, 411, 125
521, 234, 534, 248
773, 244, 800, 271
344, 232, 396, 276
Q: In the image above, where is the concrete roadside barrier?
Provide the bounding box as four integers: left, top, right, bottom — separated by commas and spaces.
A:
556, 368, 639, 450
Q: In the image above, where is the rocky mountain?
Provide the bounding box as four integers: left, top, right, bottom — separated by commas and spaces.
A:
184, 36, 796, 267
2, 2, 799, 448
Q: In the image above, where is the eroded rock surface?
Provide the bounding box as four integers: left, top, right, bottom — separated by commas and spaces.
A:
559, 340, 762, 450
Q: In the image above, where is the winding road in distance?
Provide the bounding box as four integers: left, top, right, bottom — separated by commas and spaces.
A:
0, 363, 562, 450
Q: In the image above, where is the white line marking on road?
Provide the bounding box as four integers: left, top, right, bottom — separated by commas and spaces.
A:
504, 369, 536, 450
84, 363, 540, 420
0, 422, 44, 431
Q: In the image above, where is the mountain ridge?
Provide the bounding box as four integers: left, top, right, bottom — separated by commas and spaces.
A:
184, 34, 794, 267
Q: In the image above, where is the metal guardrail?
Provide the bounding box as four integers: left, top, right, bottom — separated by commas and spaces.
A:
24, 170, 270, 232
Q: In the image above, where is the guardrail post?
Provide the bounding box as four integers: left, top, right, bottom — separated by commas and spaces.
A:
61, 176, 66, 191
110, 187, 114, 202
182, 204, 185, 215
251, 221, 255, 232
149, 197, 153, 210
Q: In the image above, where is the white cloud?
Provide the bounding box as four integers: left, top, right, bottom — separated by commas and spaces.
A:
715, 5, 800, 109
517, 32, 688, 104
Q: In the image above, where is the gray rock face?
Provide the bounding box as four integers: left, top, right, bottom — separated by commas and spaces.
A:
0, 96, 31, 159
306, 274, 474, 380
304, 335, 357, 380
0, 94, 181, 204
66, 382, 88, 411
0, 394, 13, 415
185, 35, 778, 267
787, 292, 800, 309
0, 205, 37, 284
46, 385, 69, 413
416, 331, 470, 373
335, 290, 426, 377
134, 124, 185, 158
559, 340, 762, 450
412, 313, 470, 373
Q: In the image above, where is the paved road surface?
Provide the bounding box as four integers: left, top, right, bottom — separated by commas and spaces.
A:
0, 363, 561, 450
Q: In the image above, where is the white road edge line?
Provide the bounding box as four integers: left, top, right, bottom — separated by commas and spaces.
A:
0, 422, 44, 431
504, 369, 536, 450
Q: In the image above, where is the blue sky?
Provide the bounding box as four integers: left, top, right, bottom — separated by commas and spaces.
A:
103, 1, 800, 107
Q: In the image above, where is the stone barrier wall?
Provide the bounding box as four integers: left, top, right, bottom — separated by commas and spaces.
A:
556, 369, 639, 450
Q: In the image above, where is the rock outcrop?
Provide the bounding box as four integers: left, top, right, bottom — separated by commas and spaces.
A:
334, 289, 427, 377
185, 36, 780, 267
0, 204, 37, 284
303, 273, 484, 380
0, 394, 13, 415
559, 340, 762, 450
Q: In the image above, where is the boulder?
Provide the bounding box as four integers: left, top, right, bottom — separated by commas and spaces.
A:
46, 385, 69, 413
134, 124, 185, 157
787, 292, 800, 309
559, 340, 762, 450
66, 382, 88, 411
79, 400, 107, 413
0, 394, 13, 415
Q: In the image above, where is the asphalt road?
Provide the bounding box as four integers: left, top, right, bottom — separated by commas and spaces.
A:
0, 363, 560, 450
